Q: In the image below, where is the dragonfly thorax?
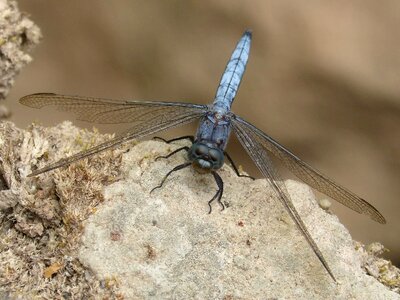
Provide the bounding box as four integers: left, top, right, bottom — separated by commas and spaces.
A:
188, 142, 224, 173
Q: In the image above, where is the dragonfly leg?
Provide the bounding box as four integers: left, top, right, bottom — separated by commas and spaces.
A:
153, 135, 194, 144
155, 146, 190, 161
208, 171, 224, 214
150, 162, 192, 193
224, 152, 254, 180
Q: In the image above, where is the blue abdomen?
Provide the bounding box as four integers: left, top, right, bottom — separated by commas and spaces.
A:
213, 30, 252, 112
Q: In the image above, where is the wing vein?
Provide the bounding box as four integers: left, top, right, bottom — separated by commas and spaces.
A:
233, 116, 385, 224
232, 118, 336, 281
21, 93, 207, 176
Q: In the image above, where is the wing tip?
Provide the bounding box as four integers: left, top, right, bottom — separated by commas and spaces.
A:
27, 167, 50, 177
373, 214, 387, 224
19, 93, 57, 107
27, 171, 39, 177
363, 199, 387, 224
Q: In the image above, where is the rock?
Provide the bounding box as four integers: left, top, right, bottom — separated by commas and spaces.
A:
1, 120, 398, 298
0, 0, 41, 102
356, 241, 400, 293
79, 140, 399, 299
0, 121, 123, 299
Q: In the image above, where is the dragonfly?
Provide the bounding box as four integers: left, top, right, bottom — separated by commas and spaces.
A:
20, 30, 386, 282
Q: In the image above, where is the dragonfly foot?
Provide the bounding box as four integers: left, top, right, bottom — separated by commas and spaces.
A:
218, 199, 225, 212
240, 174, 255, 180
150, 185, 161, 194
224, 151, 254, 180
152, 136, 168, 143
207, 190, 224, 214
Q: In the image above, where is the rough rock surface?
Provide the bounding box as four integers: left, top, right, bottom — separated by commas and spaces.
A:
79, 139, 399, 299
0, 121, 125, 299
0, 121, 398, 299
0, 0, 41, 102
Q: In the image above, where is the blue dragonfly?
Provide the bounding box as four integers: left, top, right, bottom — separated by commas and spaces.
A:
20, 30, 386, 282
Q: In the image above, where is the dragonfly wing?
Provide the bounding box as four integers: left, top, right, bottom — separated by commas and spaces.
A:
20, 93, 206, 176
232, 116, 385, 224
20, 93, 206, 124
232, 118, 336, 281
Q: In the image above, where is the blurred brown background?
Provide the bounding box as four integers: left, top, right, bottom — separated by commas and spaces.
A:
6, 1, 399, 264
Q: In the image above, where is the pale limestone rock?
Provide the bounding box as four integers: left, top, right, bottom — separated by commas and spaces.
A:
79, 140, 399, 299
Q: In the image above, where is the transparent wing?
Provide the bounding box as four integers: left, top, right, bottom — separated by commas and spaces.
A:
232, 116, 386, 224
20, 93, 207, 176
20, 93, 206, 124
232, 118, 336, 281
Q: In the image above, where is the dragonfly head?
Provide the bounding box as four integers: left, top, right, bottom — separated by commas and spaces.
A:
189, 142, 224, 172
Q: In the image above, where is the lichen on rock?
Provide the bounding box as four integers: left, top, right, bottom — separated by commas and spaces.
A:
0, 0, 41, 102
0, 121, 126, 299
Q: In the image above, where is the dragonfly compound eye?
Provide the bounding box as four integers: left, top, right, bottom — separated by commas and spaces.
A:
194, 144, 208, 156
209, 149, 223, 162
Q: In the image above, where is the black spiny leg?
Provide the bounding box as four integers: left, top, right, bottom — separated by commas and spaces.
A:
151, 136, 193, 194
224, 152, 255, 180
155, 146, 189, 161
150, 162, 192, 193
154, 135, 193, 162
153, 135, 194, 144
208, 171, 224, 214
